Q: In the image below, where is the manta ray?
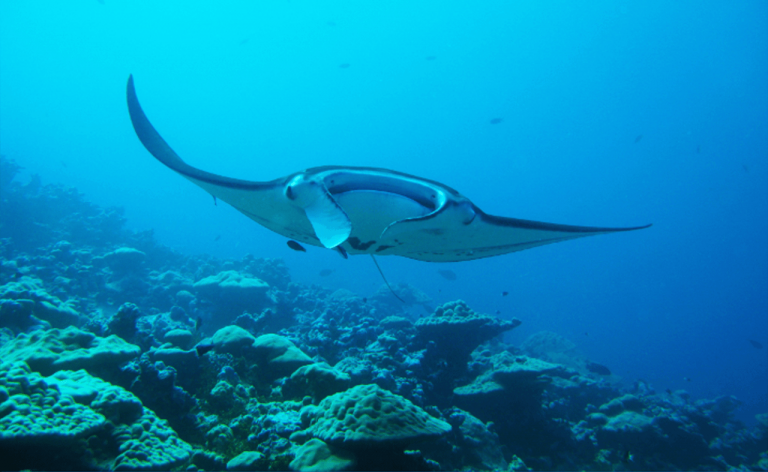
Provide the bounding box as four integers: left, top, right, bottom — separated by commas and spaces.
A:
126, 75, 650, 262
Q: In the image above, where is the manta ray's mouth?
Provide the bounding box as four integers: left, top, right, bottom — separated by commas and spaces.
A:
322, 170, 444, 212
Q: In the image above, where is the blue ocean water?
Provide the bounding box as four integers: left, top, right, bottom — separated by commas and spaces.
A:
1, 0, 765, 454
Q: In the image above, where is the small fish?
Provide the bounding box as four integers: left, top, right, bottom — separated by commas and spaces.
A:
195, 343, 214, 356
495, 310, 501, 315
326, 21, 336, 27
239, 38, 249, 46
195, 316, 203, 331
362, 297, 367, 303
319, 269, 335, 277
489, 118, 503, 125
425, 56, 437, 61
622, 450, 634, 463
634, 134, 643, 144
339, 63, 350, 69
586, 362, 611, 376
60, 161, 68, 168
696, 145, 701, 154
438, 269, 457, 281
584, 332, 589, 336
665, 388, 672, 395
743, 164, 750, 174
684, 377, 692, 382
502, 291, 509, 297
287, 240, 306, 252
214, 235, 221, 242
749, 339, 763, 349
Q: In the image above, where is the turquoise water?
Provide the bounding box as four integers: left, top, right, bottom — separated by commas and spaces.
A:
1, 0, 766, 427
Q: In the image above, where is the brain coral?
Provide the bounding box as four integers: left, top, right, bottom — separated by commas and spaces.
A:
286, 362, 351, 400
521, 330, 577, 358
210, 325, 257, 355
0, 326, 140, 376
415, 300, 521, 358
95, 247, 147, 275
305, 384, 451, 447
0, 276, 81, 328
204, 327, 312, 379
46, 369, 143, 425
250, 333, 313, 378
453, 352, 571, 429
37, 366, 192, 470
193, 270, 271, 322
0, 361, 106, 445
111, 408, 192, 471
454, 352, 569, 401
289, 438, 355, 472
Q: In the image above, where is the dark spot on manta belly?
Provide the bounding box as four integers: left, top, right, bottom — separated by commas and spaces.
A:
376, 245, 394, 252
347, 237, 376, 251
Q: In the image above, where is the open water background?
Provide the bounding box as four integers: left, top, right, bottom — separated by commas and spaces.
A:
1, 1, 766, 423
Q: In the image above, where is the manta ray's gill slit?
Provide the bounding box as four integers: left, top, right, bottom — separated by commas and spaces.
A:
325, 171, 441, 211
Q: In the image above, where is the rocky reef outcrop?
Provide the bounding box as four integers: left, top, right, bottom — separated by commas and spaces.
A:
0, 155, 765, 471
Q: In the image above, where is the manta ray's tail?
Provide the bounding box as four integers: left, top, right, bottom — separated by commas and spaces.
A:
371, 255, 406, 303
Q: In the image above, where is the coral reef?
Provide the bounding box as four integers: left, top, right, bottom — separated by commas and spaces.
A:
302, 384, 451, 446
284, 362, 351, 401
289, 438, 355, 471
194, 270, 273, 328
0, 155, 766, 471
0, 361, 191, 470
0, 326, 140, 376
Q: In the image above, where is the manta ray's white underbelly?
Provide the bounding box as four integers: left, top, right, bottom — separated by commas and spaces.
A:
334, 190, 431, 248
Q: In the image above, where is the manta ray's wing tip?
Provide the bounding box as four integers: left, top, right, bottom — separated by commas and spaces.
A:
126, 75, 138, 104
605, 222, 652, 233
593, 222, 652, 232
